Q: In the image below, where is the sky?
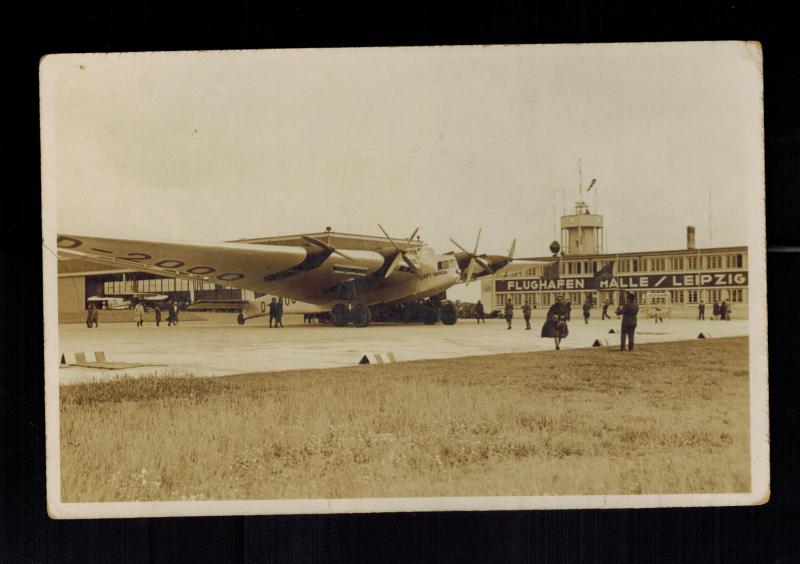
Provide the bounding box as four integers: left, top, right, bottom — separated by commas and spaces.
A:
42, 43, 763, 302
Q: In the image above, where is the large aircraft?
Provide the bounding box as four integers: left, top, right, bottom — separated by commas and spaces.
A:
56, 226, 518, 327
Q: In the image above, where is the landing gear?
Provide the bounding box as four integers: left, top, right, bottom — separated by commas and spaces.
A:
351, 304, 371, 327
439, 302, 457, 325
237, 313, 246, 325
331, 303, 350, 327
421, 305, 438, 325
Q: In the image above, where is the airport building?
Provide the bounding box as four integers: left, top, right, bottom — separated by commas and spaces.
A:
481, 201, 749, 319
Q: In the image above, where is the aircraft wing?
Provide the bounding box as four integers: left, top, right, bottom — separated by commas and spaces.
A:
56, 234, 385, 302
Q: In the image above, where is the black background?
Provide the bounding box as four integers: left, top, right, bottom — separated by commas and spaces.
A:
2, 2, 799, 562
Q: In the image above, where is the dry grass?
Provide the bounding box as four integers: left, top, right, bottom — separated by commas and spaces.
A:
60, 337, 750, 502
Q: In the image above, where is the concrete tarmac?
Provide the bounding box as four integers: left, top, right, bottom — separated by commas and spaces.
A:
57, 314, 748, 384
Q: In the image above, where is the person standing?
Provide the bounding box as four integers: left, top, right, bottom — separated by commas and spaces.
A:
134, 301, 145, 327
541, 296, 569, 350
504, 300, 514, 330
565, 300, 572, 321
620, 292, 639, 352
154, 305, 162, 327
90, 304, 99, 328
475, 300, 485, 324
582, 301, 591, 324
86, 304, 94, 328
602, 301, 610, 320
720, 300, 729, 321
522, 301, 532, 330
276, 298, 284, 328
167, 302, 176, 326
712, 301, 720, 321
698, 300, 705, 321
268, 297, 277, 328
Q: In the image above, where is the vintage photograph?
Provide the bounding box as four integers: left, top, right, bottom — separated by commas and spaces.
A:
41, 42, 768, 518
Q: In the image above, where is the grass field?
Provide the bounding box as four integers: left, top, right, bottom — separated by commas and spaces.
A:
60, 337, 750, 502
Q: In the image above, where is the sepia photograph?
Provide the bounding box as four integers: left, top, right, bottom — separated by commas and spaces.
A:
41, 42, 768, 518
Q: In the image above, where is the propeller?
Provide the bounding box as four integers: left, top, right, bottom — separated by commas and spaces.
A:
451, 230, 520, 286
378, 224, 424, 279
301, 235, 358, 263
450, 228, 496, 286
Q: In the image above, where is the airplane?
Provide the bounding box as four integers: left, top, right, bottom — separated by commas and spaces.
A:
56, 226, 518, 327
86, 293, 170, 310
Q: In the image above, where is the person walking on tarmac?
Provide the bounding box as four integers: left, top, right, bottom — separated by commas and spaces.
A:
522, 301, 532, 330
275, 298, 284, 328
504, 300, 514, 330
154, 305, 162, 327
541, 295, 569, 350
582, 301, 591, 324
475, 300, 486, 324
268, 297, 277, 328
602, 301, 610, 320
620, 292, 639, 352
134, 301, 145, 327
698, 300, 705, 321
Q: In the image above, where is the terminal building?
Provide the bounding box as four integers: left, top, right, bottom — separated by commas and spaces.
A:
481, 200, 748, 319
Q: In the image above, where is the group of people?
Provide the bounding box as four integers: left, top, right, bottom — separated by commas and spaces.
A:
268, 297, 284, 328
134, 302, 180, 327
485, 293, 640, 351
86, 301, 181, 328
698, 300, 732, 321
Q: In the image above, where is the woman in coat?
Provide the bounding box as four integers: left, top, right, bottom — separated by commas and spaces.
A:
541, 296, 570, 350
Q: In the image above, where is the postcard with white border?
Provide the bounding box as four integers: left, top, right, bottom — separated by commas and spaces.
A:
42, 42, 768, 518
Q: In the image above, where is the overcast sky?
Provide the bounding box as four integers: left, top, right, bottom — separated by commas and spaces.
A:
42, 42, 762, 302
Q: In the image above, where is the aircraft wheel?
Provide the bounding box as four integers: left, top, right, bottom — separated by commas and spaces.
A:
439, 303, 458, 325
331, 303, 350, 327
351, 304, 371, 327
422, 306, 438, 325
237, 313, 246, 325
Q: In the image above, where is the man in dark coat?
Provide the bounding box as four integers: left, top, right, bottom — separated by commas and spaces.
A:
620, 292, 639, 351
268, 297, 277, 328
582, 301, 591, 324
541, 296, 569, 350
720, 300, 729, 321
565, 300, 572, 321
154, 305, 162, 327
602, 301, 610, 320
504, 300, 514, 329
86, 304, 94, 328
275, 298, 284, 328
475, 300, 485, 324
712, 301, 720, 320
698, 301, 705, 321
522, 301, 532, 330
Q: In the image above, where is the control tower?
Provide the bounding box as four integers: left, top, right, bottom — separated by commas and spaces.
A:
560, 200, 604, 255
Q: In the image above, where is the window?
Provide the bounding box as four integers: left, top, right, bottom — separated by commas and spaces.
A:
496, 294, 505, 307
650, 258, 665, 271
726, 254, 744, 269
687, 256, 700, 269
618, 259, 630, 273
670, 257, 684, 271
104, 281, 113, 294
513, 293, 522, 306
527, 293, 536, 306
637, 258, 646, 272
706, 255, 722, 269
687, 290, 699, 304
670, 290, 684, 304
541, 293, 551, 306
727, 289, 744, 302
708, 289, 722, 303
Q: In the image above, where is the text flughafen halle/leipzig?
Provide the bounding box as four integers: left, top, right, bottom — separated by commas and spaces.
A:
495, 272, 749, 292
